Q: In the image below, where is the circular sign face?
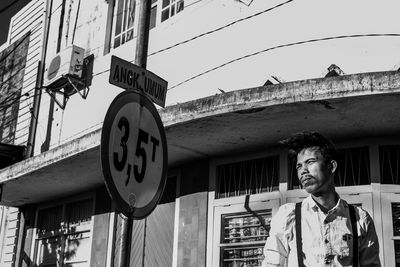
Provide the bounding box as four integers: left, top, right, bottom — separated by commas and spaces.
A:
101, 91, 167, 218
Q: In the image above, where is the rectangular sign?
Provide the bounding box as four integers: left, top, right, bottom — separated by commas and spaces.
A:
109, 55, 168, 107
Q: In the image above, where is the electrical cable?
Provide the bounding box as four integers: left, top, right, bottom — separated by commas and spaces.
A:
167, 33, 400, 91
90, 0, 293, 65
148, 0, 295, 57
0, 88, 35, 111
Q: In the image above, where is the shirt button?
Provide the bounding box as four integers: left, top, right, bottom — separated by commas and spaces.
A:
324, 239, 329, 244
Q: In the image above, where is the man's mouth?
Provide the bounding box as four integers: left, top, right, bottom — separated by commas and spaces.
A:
301, 176, 313, 185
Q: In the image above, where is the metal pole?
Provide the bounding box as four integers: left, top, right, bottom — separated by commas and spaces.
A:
119, 1, 152, 266
135, 0, 152, 68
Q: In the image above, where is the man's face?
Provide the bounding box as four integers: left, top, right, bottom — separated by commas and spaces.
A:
296, 147, 335, 195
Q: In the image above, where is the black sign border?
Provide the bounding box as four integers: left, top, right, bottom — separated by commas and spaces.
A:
101, 90, 168, 219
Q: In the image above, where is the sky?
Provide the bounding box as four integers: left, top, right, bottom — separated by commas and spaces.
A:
0, 0, 32, 45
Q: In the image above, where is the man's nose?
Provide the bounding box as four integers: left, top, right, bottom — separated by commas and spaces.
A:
298, 164, 309, 175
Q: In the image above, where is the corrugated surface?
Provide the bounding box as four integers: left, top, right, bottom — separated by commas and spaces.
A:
0, 207, 20, 266
177, 192, 208, 267
144, 202, 175, 267
113, 215, 145, 267
8, 0, 45, 146
129, 220, 145, 267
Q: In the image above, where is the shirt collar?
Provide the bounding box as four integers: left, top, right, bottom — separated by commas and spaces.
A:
304, 194, 348, 213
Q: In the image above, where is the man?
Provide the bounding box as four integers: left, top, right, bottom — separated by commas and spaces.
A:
261, 131, 380, 266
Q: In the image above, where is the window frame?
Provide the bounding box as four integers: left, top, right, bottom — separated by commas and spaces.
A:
207, 149, 282, 267
30, 192, 96, 267
160, 0, 184, 23
211, 198, 280, 267
111, 0, 137, 50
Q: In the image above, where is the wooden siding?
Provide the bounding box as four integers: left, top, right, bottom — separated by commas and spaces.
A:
0, 208, 20, 267
8, 0, 45, 146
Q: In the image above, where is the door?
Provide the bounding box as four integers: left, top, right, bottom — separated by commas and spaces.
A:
212, 199, 280, 267
382, 193, 400, 267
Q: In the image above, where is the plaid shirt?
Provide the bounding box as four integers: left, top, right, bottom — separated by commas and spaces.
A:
262, 195, 381, 266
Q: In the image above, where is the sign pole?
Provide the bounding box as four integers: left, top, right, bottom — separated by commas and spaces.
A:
119, 1, 152, 266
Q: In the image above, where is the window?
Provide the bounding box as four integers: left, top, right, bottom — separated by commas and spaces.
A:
380, 145, 400, 184
150, 0, 157, 29
212, 200, 280, 267
161, 0, 184, 22
34, 198, 93, 267
289, 146, 370, 189
220, 211, 271, 266
113, 0, 136, 49
216, 156, 279, 199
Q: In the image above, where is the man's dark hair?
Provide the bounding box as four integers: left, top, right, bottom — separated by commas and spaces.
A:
280, 131, 338, 163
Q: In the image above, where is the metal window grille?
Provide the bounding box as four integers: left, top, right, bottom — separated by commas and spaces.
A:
216, 156, 279, 199
380, 145, 400, 184
289, 146, 370, 189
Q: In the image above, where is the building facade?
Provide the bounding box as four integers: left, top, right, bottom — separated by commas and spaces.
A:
0, 0, 400, 266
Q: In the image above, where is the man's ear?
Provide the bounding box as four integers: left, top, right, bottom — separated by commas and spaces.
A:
330, 160, 337, 173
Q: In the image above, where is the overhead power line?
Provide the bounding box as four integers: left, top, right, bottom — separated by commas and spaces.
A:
93, 0, 294, 78
148, 0, 295, 57
167, 33, 400, 91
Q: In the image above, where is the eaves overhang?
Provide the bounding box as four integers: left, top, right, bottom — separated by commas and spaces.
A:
1, 70, 400, 206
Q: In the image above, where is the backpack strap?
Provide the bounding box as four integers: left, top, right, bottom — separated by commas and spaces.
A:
295, 202, 304, 267
348, 204, 359, 267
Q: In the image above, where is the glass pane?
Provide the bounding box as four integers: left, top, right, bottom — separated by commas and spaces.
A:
216, 156, 279, 199
161, 9, 169, 22
150, 6, 157, 29
162, 0, 170, 8
127, 0, 135, 28
221, 245, 264, 267
222, 211, 271, 244
126, 29, 134, 41
380, 145, 400, 184
66, 199, 92, 232
171, 5, 175, 17
177, 0, 184, 12
335, 147, 370, 186
64, 232, 91, 264
220, 210, 271, 267
392, 203, 400, 236
37, 237, 60, 266
115, 0, 124, 35
114, 37, 121, 48
121, 34, 126, 44
289, 146, 370, 189
37, 206, 63, 236
123, 0, 129, 31
151, 0, 157, 4
395, 240, 400, 267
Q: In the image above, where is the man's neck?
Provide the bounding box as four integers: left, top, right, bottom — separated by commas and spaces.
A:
311, 190, 339, 213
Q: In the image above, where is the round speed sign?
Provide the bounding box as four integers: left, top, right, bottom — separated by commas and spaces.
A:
101, 91, 167, 218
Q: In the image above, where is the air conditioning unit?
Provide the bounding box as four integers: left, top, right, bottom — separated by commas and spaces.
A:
44, 45, 85, 87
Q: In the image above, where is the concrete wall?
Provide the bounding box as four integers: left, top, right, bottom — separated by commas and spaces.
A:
27, 0, 400, 154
